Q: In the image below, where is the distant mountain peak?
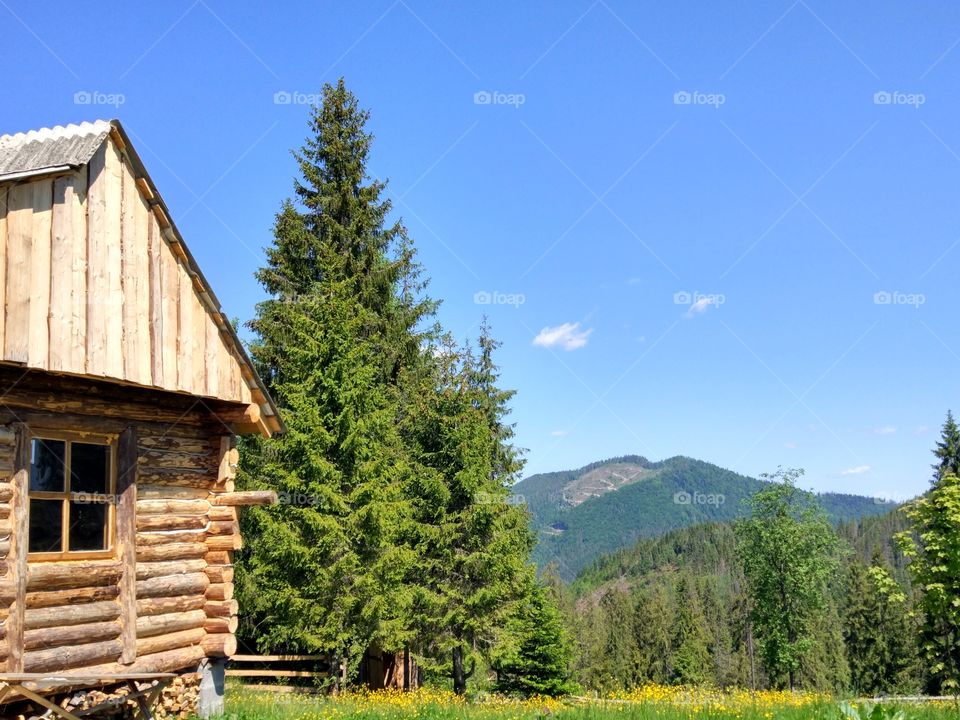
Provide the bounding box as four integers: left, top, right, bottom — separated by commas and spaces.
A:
513, 454, 896, 580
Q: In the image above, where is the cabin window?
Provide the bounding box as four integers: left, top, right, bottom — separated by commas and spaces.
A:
27, 433, 116, 559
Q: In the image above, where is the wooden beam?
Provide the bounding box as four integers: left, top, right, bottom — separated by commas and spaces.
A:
6, 423, 29, 672
215, 404, 261, 426
211, 491, 277, 507
135, 177, 154, 202
151, 204, 170, 229
116, 427, 138, 665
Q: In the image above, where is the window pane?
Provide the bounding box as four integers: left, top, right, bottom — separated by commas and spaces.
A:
69, 500, 107, 551
71, 443, 110, 494
29, 499, 62, 553
30, 439, 65, 492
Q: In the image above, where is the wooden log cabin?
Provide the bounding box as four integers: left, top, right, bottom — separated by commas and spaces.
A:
0, 120, 281, 705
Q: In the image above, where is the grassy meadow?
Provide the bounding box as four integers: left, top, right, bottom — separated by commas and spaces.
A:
220, 685, 960, 720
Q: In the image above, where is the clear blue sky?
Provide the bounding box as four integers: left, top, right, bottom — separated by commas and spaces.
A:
4, 1, 959, 500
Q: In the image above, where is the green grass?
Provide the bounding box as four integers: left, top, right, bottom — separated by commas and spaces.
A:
217, 685, 960, 720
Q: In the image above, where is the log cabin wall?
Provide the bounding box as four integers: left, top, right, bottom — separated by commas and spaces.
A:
0, 373, 244, 678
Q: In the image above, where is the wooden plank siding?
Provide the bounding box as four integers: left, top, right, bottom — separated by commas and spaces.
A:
5, 182, 37, 363
0, 135, 255, 408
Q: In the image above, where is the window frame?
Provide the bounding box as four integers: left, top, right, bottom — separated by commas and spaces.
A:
26, 429, 118, 561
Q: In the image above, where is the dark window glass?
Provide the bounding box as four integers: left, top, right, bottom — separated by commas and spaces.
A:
28, 499, 62, 552
71, 443, 110, 494
69, 500, 107, 551
30, 439, 65, 492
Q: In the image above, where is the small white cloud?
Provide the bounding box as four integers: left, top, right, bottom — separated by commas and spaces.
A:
873, 426, 897, 435
808, 424, 819, 432
842, 465, 872, 475
784, 441, 797, 449
550, 429, 569, 437
627, 277, 642, 285
914, 425, 930, 435
685, 297, 715, 318
532, 322, 593, 351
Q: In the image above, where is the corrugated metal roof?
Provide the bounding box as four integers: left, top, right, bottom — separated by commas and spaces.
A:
0, 120, 112, 180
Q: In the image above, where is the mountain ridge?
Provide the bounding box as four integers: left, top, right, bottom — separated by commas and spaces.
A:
513, 455, 898, 580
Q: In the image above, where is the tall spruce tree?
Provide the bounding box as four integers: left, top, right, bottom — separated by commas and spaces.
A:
843, 555, 917, 694
632, 583, 674, 685
401, 333, 532, 693
735, 469, 840, 689
933, 411, 960, 484
493, 576, 576, 697
671, 575, 712, 685
236, 80, 434, 681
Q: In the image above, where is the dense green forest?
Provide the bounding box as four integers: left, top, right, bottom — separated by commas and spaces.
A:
515, 454, 897, 579
557, 504, 918, 693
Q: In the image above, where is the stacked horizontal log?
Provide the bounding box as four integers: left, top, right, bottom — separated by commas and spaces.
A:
133, 432, 217, 662
202, 437, 240, 655
0, 425, 14, 666
0, 422, 262, 686
22, 560, 123, 672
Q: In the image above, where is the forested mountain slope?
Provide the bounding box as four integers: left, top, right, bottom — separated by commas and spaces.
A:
514, 455, 898, 579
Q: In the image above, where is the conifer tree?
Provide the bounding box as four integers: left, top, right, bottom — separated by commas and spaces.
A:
493, 577, 576, 697
236, 79, 433, 681
843, 556, 917, 694
401, 334, 532, 694
632, 584, 674, 685
933, 410, 960, 484
670, 575, 711, 685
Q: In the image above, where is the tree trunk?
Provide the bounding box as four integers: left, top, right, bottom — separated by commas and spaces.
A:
452, 646, 466, 695
330, 653, 342, 695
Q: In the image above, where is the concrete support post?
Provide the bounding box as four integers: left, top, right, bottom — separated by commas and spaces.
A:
198, 658, 226, 718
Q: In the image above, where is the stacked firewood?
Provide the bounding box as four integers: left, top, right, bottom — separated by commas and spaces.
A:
14, 675, 201, 720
